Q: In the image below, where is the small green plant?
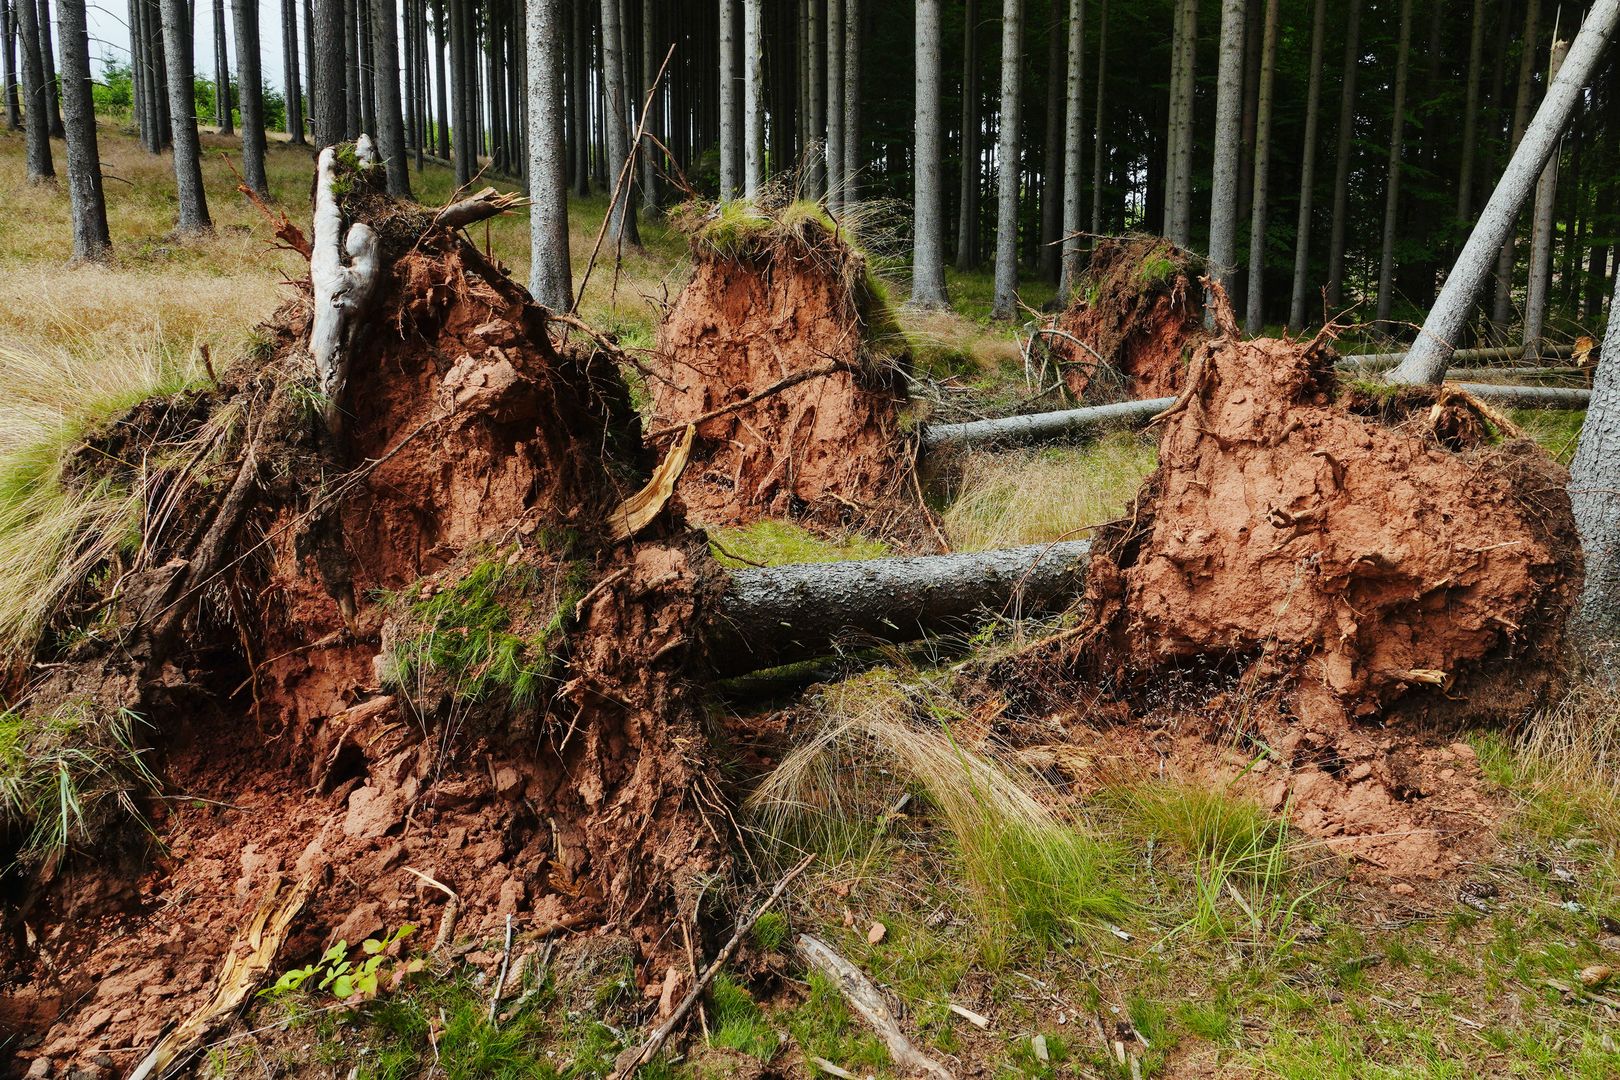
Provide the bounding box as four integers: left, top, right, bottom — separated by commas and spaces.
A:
752, 909, 791, 951
1135, 247, 1180, 287
708, 973, 780, 1060
263, 923, 421, 1003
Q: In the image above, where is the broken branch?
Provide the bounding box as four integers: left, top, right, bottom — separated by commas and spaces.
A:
796, 933, 954, 1079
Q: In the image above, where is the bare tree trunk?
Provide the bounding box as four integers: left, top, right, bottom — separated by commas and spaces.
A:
639, 0, 659, 212
371, 0, 410, 195
718, 0, 737, 198
159, 0, 210, 232
449, 0, 471, 182
1206, 0, 1245, 310
3, 0, 21, 131
1392, 0, 1620, 385
1058, 0, 1085, 297
15, 0, 53, 181
35, 0, 60, 136
601, 0, 641, 244
743, 0, 764, 196
55, 0, 108, 262
1373, 0, 1412, 327
1163, 0, 1195, 247
1089, 0, 1106, 236
1523, 35, 1570, 358
989, 0, 1023, 321
911, 0, 948, 308
1286, 0, 1325, 332
304, 0, 317, 136
825, 0, 843, 209
284, 0, 306, 142
358, 0, 376, 137
213, 0, 232, 133
1325, 0, 1361, 310
527, 0, 571, 310
807, 0, 825, 196
1569, 266, 1620, 672
148, 0, 172, 148
571, 0, 589, 193
314, 0, 345, 146
954, 0, 977, 268
1037, 0, 1064, 282
1494, 0, 1542, 330
344, 0, 361, 137
1455, 0, 1485, 228
842, 0, 860, 202
1243, 0, 1277, 334
233, 0, 268, 195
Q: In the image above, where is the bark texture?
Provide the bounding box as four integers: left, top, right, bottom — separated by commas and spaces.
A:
1569, 268, 1620, 669
526, 0, 572, 311
1206, 0, 1246, 307
911, 0, 949, 308
56, 0, 109, 262
371, 0, 411, 196
989, 0, 1023, 320
1373, 0, 1413, 327
1287, 0, 1326, 332
233, 0, 269, 196
159, 0, 209, 232
15, 0, 53, 181
1325, 0, 1361, 309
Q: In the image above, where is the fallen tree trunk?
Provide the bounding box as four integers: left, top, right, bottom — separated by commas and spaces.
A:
921, 398, 1175, 452
1449, 384, 1592, 409
1337, 343, 1575, 372
706, 541, 1092, 675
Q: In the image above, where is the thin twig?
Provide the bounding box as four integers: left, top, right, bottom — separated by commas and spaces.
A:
643, 360, 857, 440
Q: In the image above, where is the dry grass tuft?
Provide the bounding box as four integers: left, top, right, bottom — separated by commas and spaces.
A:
938, 432, 1157, 551
1508, 680, 1620, 849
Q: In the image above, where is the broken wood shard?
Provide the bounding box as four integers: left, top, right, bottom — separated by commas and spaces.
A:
796, 933, 954, 1079
309, 143, 383, 430
434, 185, 532, 230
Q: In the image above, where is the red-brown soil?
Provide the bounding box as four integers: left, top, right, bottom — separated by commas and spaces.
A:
0, 167, 727, 1075
1002, 293, 1581, 877
653, 213, 915, 530
1050, 237, 1207, 402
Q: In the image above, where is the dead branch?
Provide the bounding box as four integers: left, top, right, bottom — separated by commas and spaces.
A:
434, 186, 531, 230
644, 360, 858, 441
795, 933, 954, 1079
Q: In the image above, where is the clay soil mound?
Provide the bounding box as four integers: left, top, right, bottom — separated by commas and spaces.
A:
1050, 236, 1207, 402
0, 155, 731, 1074
653, 203, 916, 530
1005, 295, 1581, 877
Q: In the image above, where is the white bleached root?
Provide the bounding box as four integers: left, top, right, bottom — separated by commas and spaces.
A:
310, 141, 384, 431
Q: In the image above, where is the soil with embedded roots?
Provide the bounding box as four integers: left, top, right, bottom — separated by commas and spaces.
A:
0, 160, 731, 1075
998, 294, 1581, 878
1049, 236, 1207, 402
652, 208, 921, 536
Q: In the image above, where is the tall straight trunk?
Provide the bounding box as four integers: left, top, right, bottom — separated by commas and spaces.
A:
825, 0, 844, 209
1325, 0, 1361, 310
1494, 0, 1542, 329
213, 0, 232, 132
1164, 0, 1195, 247
314, 0, 345, 146
1243, 0, 1277, 334
1523, 36, 1569, 356
571, 0, 589, 193
912, 0, 948, 307
15, 0, 52, 180
718, 0, 737, 198
601, 0, 640, 243
1236, 0, 1259, 229
372, 0, 410, 194
449, 0, 471, 182
1089, 0, 1105, 236
1058, 0, 1085, 296
233, 0, 268, 195
148, 0, 172, 148
55, 0, 109, 261
989, 0, 1023, 320
527, 0, 571, 310
303, 0, 316, 135
808, 0, 824, 195
1037, 0, 1064, 281
4, 0, 21, 130
842, 0, 860, 202
1206, 0, 1245, 306
1455, 0, 1486, 227
159, 0, 209, 231
1286, 0, 1326, 331
35, 0, 60, 136
1570, 266, 1620, 666
434, 0, 449, 159
284, 0, 305, 141
742, 0, 763, 196
345, 0, 361, 138
401, 0, 416, 151
1392, 0, 1620, 385
1373, 0, 1412, 327
358, 0, 376, 136
639, 0, 659, 211
954, 0, 978, 268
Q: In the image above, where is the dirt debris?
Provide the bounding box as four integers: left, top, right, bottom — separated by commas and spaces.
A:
1048, 236, 1207, 402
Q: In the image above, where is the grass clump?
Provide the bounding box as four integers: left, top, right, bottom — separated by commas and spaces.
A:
939, 434, 1156, 551
786, 971, 890, 1072
708, 974, 780, 1060
1510, 407, 1585, 464
751, 909, 791, 952
0, 699, 159, 866
386, 553, 588, 709
708, 519, 890, 568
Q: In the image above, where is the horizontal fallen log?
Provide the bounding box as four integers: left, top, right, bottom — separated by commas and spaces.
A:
920, 398, 1175, 452
1452, 383, 1591, 409
706, 541, 1092, 676
1336, 343, 1575, 372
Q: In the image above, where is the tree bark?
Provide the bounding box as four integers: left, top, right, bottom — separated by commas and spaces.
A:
370, 0, 409, 194
600, 0, 640, 244
55, 0, 109, 262
922, 396, 1171, 453
808, 0, 825, 196
1493, 0, 1542, 330
1325, 0, 1361, 310
1037, 0, 1064, 281
448, 0, 472, 183
159, 0, 208, 231
639, 0, 659, 212
314, 0, 346, 147
1286, 0, 1326, 332
1089, 0, 1106, 236
1163, 0, 1195, 247
1373, 0, 1412, 327
527, 0, 571, 311
954, 0, 978, 268
571, 0, 589, 193
1206, 0, 1246, 311
718, 0, 738, 199
284, 0, 306, 142
1243, 0, 1277, 335
35, 0, 60, 136
344, 0, 361, 138
213, 0, 232, 133
842, 0, 860, 203
1523, 36, 1570, 359
743, 0, 764, 196
708, 541, 1092, 676
1057, 0, 1085, 297
3, 0, 21, 131
910, 0, 949, 308
233, 0, 269, 196
1392, 0, 1620, 385
15, 0, 53, 181
1569, 265, 1620, 671
303, 0, 317, 138
989, 0, 1023, 321
1455, 0, 1486, 228
825, 0, 844, 210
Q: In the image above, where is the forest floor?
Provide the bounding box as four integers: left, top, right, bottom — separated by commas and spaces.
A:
0, 120, 1616, 1079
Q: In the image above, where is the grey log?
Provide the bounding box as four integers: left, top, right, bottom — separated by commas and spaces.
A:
1450, 384, 1591, 409
706, 540, 1092, 676
1337, 344, 1575, 372
921, 397, 1174, 452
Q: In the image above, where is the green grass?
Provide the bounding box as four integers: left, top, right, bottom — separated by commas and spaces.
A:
1510, 407, 1586, 464
707, 519, 890, 567
707, 974, 780, 1060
